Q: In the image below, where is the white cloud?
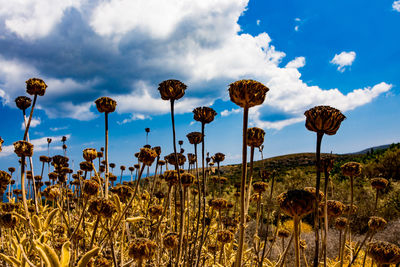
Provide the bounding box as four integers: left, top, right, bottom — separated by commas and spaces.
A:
285, 57, 305, 69
118, 114, 150, 125
294, 25, 299, 31
295, 18, 301, 22
256, 19, 260, 26
50, 126, 69, 132
330, 51, 356, 72
0, 0, 81, 39
21, 117, 41, 130
221, 108, 241, 117
393, 1, 400, 12
0, 134, 71, 157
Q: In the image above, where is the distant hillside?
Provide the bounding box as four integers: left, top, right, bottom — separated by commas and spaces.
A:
351, 144, 391, 154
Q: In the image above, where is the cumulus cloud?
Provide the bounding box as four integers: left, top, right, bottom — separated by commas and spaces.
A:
330, 51, 356, 72
21, 117, 41, 130
0, 0, 391, 130
256, 19, 260, 26
221, 108, 241, 117
393, 1, 400, 12
0, 134, 70, 157
117, 114, 150, 125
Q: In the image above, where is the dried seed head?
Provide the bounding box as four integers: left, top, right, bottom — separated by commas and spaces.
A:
110, 185, 132, 202
277, 189, 316, 218
13, 140, 34, 157
367, 241, 400, 265
341, 162, 362, 177
320, 157, 335, 173
229, 79, 269, 108
247, 127, 265, 147
88, 198, 117, 218
368, 216, 387, 232
209, 198, 228, 210
158, 79, 187, 101
148, 205, 163, 218
128, 238, 157, 261
8, 167, 15, 173
278, 229, 291, 238
335, 217, 348, 230
15, 96, 32, 110
181, 172, 194, 187
304, 105, 346, 135
193, 106, 217, 124
0, 213, 18, 228
80, 161, 94, 172
163, 232, 179, 250
326, 200, 345, 217
371, 178, 389, 190
95, 97, 117, 113
153, 146, 161, 156
52, 155, 69, 166
26, 78, 47, 96
164, 170, 178, 186
217, 230, 234, 244
344, 204, 358, 215
83, 148, 98, 162
186, 132, 203, 145
214, 152, 225, 163
165, 153, 186, 166
42, 185, 61, 200
82, 180, 99, 196
138, 147, 158, 166
253, 181, 268, 194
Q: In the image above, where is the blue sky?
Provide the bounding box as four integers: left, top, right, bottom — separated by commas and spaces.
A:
0, 0, 399, 176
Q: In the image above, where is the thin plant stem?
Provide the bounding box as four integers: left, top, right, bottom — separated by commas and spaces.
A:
105, 112, 110, 198
313, 132, 323, 267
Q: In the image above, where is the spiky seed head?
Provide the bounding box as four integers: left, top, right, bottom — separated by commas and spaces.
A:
247, 127, 265, 147
95, 97, 117, 113
26, 78, 47, 96
341, 161, 362, 177
304, 187, 324, 201
186, 132, 203, 145
13, 140, 34, 157
138, 147, 158, 166
82, 180, 99, 196
335, 217, 348, 230
217, 230, 234, 244
304, 105, 346, 135
42, 185, 61, 200
368, 216, 387, 232
158, 79, 187, 101
277, 229, 291, 238
326, 200, 345, 217
128, 238, 157, 261
15, 96, 32, 110
367, 241, 400, 265
80, 161, 94, 172
228, 79, 269, 108
83, 148, 97, 162
181, 172, 194, 187
371, 178, 389, 190
253, 181, 268, 194
193, 106, 217, 124
277, 189, 316, 218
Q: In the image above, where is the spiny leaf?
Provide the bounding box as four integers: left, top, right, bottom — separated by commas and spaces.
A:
44, 208, 59, 229
60, 241, 71, 267
126, 216, 146, 223
42, 243, 60, 267
113, 194, 122, 214
33, 242, 51, 267
32, 215, 41, 231
0, 253, 21, 267
77, 247, 100, 267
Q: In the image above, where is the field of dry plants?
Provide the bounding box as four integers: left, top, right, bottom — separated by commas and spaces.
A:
0, 78, 399, 267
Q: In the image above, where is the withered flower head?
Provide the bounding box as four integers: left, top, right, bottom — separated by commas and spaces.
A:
304, 105, 346, 135
109, 163, 116, 169
164, 170, 178, 185
39, 155, 50, 163
0, 170, 11, 184
253, 181, 268, 194
1, 203, 17, 212
217, 230, 234, 244
153, 146, 161, 156
371, 178, 389, 190
0, 213, 18, 228
138, 147, 158, 166
88, 198, 117, 218
95, 97, 117, 113
158, 79, 187, 101
303, 187, 324, 201
48, 172, 58, 180
163, 232, 179, 250
13, 140, 33, 157
42, 185, 61, 200
26, 78, 47, 96
344, 204, 358, 215
207, 244, 217, 253
128, 238, 157, 261
368, 216, 387, 232
209, 198, 228, 210
8, 167, 15, 173
186, 132, 203, 145
247, 127, 265, 147
228, 79, 269, 108
180, 172, 194, 187
52, 155, 69, 166
82, 180, 99, 196
128, 166, 135, 172
320, 157, 335, 173
326, 200, 345, 217
134, 164, 140, 169
367, 241, 400, 265
214, 152, 225, 163
97, 151, 103, 158
187, 153, 196, 164
0, 137, 3, 152
278, 229, 291, 238
47, 138, 52, 144
148, 205, 163, 218
120, 165, 126, 171
193, 106, 217, 124
277, 189, 316, 218
80, 161, 94, 172
83, 148, 98, 162
110, 185, 132, 202
341, 162, 362, 177
335, 217, 348, 230
15, 96, 32, 110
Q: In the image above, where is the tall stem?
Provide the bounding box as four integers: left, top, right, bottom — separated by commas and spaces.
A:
170, 100, 185, 266
23, 95, 37, 141
235, 107, 249, 267
323, 169, 330, 267
105, 112, 110, 198
313, 132, 323, 267
294, 216, 301, 267
20, 156, 35, 236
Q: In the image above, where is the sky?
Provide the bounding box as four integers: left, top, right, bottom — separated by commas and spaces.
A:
0, 0, 399, 176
